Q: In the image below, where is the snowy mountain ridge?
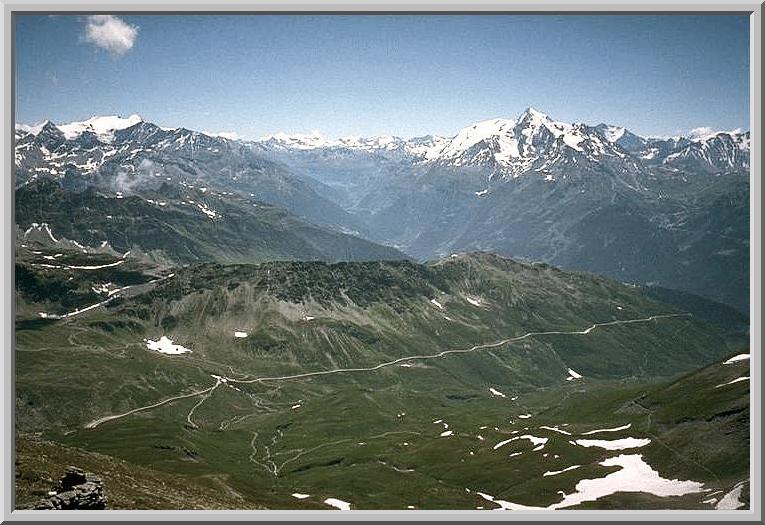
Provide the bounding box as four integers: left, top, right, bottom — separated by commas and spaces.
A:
16, 108, 750, 178
251, 107, 749, 175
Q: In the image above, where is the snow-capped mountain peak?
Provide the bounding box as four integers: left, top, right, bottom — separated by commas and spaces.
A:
517, 106, 559, 129
56, 114, 144, 142
688, 127, 723, 141
15, 120, 54, 136
521, 106, 547, 118
661, 129, 750, 172
593, 123, 648, 155
516, 106, 572, 135
428, 108, 611, 173
688, 127, 746, 143
434, 117, 517, 163
596, 124, 627, 143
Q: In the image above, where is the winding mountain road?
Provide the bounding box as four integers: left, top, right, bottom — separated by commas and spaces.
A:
84, 380, 221, 429
229, 313, 690, 384
83, 313, 690, 429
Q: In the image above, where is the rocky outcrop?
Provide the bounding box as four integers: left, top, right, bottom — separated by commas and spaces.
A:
31, 466, 106, 510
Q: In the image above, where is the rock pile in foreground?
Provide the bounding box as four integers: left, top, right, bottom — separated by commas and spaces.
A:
31, 466, 106, 510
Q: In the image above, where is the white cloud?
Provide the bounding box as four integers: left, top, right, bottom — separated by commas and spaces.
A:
84, 15, 138, 56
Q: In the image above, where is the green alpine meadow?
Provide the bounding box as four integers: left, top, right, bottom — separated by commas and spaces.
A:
15, 246, 750, 510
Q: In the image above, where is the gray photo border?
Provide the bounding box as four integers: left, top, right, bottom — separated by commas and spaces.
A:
1, 1, 762, 522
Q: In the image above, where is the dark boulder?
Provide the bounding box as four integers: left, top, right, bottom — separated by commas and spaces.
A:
31, 466, 107, 510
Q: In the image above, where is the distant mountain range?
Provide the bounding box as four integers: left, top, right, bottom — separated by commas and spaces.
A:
250, 108, 750, 313
253, 107, 749, 175
15, 108, 750, 311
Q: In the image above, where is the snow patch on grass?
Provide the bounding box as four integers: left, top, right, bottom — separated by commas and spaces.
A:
573, 437, 651, 450
581, 423, 631, 435
465, 297, 483, 307
494, 435, 548, 450
715, 376, 749, 388
476, 454, 704, 510
66, 259, 125, 270
144, 336, 192, 355
543, 465, 581, 477
323, 498, 351, 510
539, 425, 572, 436
192, 201, 219, 219
723, 354, 750, 365
715, 481, 746, 510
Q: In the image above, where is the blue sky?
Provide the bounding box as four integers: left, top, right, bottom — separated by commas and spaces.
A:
15, 14, 750, 139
